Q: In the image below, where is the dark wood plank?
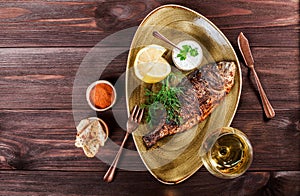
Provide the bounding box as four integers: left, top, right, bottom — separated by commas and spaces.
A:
237, 47, 299, 112
0, 47, 128, 109
0, 0, 298, 47
0, 170, 299, 195
0, 109, 299, 171
0, 47, 298, 110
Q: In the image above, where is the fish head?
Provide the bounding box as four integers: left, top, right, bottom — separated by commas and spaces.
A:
216, 61, 236, 93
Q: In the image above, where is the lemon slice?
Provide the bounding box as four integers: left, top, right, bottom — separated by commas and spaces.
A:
134, 44, 171, 83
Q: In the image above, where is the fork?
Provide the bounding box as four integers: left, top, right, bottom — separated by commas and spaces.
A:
103, 105, 144, 182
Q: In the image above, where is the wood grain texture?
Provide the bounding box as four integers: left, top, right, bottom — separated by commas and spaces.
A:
0, 0, 298, 47
0, 171, 299, 195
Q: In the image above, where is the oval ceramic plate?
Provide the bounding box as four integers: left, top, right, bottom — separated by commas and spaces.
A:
125, 4, 242, 184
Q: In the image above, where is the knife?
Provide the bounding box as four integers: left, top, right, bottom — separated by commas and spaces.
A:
237, 32, 275, 118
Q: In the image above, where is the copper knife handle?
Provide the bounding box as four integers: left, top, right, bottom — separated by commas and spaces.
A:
251, 67, 275, 118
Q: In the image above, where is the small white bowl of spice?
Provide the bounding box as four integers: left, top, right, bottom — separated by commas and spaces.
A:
172, 40, 203, 71
86, 80, 117, 112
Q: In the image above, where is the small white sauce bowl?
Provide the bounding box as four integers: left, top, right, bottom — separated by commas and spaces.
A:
172, 40, 203, 71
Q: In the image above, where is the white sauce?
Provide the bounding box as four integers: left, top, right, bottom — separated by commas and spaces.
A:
172, 40, 203, 71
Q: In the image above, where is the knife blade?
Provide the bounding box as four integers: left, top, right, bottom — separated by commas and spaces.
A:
237, 32, 254, 68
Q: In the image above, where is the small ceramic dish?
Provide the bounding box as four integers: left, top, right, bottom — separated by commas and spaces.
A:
75, 117, 109, 157
88, 117, 109, 140
172, 40, 203, 71
86, 80, 117, 112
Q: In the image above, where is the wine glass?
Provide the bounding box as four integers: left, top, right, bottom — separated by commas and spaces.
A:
200, 127, 253, 179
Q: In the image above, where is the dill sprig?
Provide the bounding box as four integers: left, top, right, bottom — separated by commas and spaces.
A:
143, 73, 183, 126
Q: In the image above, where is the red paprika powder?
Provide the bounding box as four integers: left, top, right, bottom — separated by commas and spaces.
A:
90, 83, 115, 109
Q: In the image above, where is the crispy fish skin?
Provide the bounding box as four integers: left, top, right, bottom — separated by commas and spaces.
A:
142, 61, 236, 148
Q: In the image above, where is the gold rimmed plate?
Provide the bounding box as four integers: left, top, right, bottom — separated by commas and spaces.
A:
125, 4, 242, 184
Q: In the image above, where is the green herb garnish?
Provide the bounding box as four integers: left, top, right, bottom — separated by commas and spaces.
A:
177, 45, 199, 61
143, 73, 183, 126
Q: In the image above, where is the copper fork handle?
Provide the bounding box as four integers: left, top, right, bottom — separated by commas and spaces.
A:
103, 132, 129, 182
251, 67, 275, 118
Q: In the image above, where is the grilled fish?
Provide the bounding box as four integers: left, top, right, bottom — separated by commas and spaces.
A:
142, 61, 236, 148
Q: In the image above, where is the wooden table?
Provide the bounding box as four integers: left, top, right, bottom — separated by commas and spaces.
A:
0, 1, 299, 195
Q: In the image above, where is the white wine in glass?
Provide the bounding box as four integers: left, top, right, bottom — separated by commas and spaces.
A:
201, 127, 253, 179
